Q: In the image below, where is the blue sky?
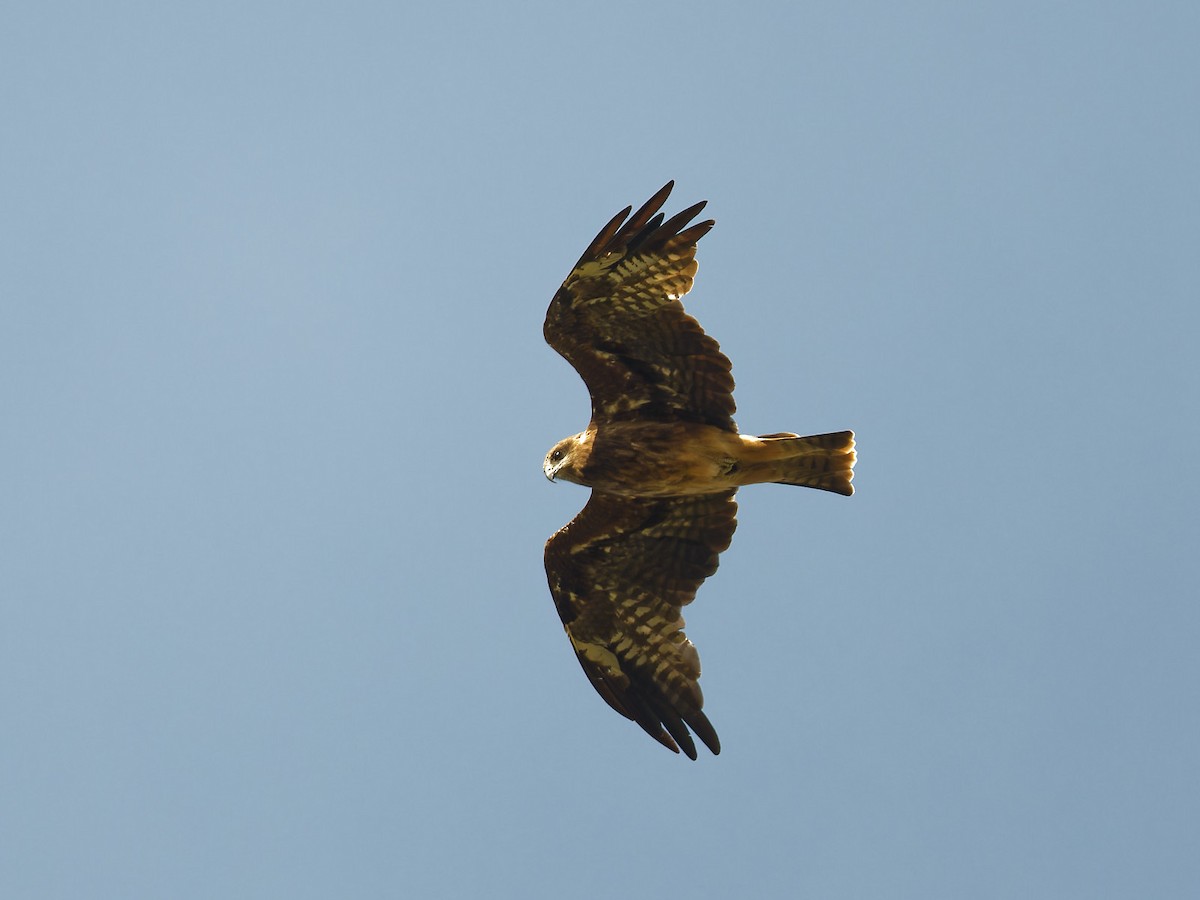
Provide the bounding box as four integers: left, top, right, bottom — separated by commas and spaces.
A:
3, 2, 1198, 897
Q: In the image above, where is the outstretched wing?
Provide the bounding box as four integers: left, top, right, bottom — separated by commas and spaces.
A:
544, 182, 737, 431
544, 490, 738, 758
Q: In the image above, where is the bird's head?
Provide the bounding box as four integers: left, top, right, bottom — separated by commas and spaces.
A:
544, 432, 590, 485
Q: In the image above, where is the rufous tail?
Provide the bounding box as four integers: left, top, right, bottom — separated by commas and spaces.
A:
740, 430, 856, 496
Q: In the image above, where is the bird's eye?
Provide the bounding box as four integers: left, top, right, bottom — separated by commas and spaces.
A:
550, 450, 564, 462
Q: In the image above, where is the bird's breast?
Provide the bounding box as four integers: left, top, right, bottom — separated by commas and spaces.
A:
581, 421, 741, 497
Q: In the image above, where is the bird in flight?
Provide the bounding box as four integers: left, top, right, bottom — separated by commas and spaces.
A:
543, 182, 855, 758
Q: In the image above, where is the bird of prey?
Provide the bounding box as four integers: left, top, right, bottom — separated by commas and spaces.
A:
543, 182, 855, 759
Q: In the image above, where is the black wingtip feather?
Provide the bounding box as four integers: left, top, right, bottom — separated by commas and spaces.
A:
628, 213, 667, 252
657, 200, 709, 237
617, 182, 674, 244
686, 711, 721, 756
622, 667, 719, 760
575, 183, 714, 269
576, 205, 633, 266
674, 219, 715, 248
656, 705, 700, 761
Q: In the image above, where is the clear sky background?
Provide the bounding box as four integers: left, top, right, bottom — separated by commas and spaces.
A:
3, 2, 1198, 898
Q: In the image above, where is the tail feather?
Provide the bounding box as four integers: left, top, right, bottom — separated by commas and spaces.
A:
740, 430, 856, 496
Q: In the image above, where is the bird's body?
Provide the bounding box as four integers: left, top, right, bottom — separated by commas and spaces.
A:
546, 421, 854, 499
542, 183, 855, 759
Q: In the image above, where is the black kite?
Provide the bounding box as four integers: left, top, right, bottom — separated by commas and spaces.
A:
543, 183, 855, 758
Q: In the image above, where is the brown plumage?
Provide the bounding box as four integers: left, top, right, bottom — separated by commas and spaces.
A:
543, 183, 855, 759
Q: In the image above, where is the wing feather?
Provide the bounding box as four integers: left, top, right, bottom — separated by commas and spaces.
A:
544, 490, 737, 758
544, 183, 736, 430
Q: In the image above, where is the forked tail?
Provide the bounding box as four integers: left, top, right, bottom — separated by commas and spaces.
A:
740, 430, 856, 495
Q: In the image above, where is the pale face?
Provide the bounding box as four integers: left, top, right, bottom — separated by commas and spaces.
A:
543, 432, 589, 484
